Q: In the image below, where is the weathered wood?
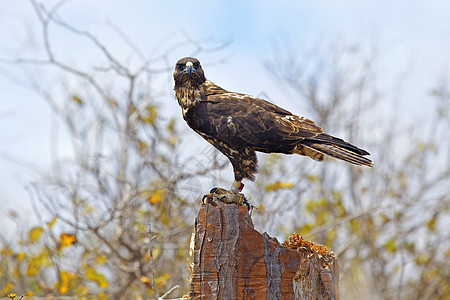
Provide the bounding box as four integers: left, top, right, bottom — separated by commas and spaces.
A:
285, 234, 339, 300
189, 200, 339, 299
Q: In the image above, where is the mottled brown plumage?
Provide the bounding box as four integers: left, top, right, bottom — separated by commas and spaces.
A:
173, 57, 373, 202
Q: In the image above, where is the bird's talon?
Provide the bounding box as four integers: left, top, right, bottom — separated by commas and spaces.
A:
202, 187, 251, 211
243, 198, 251, 211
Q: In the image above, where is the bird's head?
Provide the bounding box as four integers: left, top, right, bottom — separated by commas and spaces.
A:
173, 57, 206, 88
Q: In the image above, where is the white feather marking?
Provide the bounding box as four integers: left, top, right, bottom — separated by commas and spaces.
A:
284, 115, 297, 121
230, 148, 238, 154
224, 92, 246, 100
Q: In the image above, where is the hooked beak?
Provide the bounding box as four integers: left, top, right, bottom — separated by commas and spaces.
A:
186, 61, 195, 75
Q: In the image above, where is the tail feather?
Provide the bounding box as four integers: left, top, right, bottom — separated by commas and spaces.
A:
311, 134, 370, 155
303, 143, 374, 167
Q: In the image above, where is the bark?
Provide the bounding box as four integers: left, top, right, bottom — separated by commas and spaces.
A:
189, 200, 339, 300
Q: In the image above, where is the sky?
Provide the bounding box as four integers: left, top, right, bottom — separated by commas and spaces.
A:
1, 0, 450, 235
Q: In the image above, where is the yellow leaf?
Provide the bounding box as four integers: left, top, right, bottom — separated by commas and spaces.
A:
427, 215, 437, 232
415, 254, 430, 265
95, 254, 107, 265
144, 247, 160, 261
108, 99, 118, 109
130, 104, 137, 114
1, 282, 14, 295
153, 247, 161, 259
265, 181, 294, 192
155, 273, 170, 287
13, 266, 21, 279
39, 250, 51, 268
15, 252, 27, 262
57, 271, 71, 294
48, 217, 57, 229
26, 261, 39, 276
379, 212, 390, 225
307, 175, 318, 183
138, 140, 147, 155
167, 118, 176, 133
404, 242, 415, 253
28, 226, 44, 243
149, 189, 165, 205
72, 95, 83, 105
86, 267, 109, 289
75, 284, 89, 297
59, 233, 77, 250
83, 204, 94, 215
349, 219, 360, 233
139, 105, 158, 125
168, 135, 180, 146
56, 271, 77, 294
26, 251, 50, 276
1, 247, 13, 256
385, 238, 397, 254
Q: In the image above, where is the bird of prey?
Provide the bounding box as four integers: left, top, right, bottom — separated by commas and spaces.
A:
173, 57, 373, 205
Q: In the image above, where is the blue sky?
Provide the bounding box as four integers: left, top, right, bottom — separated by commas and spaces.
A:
1, 0, 450, 233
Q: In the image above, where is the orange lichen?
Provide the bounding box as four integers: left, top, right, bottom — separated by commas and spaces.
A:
283, 233, 331, 256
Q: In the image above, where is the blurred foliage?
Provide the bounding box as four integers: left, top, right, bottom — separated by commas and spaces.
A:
256, 42, 450, 300
1, 1, 449, 299
0, 1, 226, 298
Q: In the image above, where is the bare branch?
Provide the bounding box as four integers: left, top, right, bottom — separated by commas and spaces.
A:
148, 223, 159, 299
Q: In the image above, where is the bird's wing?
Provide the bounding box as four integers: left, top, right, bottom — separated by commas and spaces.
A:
186, 92, 323, 152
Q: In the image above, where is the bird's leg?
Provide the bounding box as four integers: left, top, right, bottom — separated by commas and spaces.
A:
231, 180, 245, 193
202, 181, 250, 210
230, 181, 250, 210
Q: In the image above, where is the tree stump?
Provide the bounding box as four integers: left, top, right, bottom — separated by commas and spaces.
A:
189, 201, 339, 300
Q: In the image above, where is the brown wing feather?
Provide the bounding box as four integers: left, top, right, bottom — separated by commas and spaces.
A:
192, 85, 324, 152
186, 80, 372, 166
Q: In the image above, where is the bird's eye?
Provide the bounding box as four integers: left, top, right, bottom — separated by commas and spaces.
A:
177, 64, 184, 70
193, 62, 200, 68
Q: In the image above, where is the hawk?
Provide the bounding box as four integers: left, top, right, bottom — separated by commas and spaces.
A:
173, 57, 373, 205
